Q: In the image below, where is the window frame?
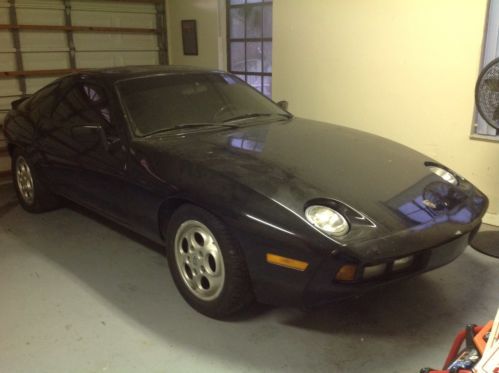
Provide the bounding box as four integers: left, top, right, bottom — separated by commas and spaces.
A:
114, 71, 286, 138
52, 79, 112, 125
226, 0, 272, 97
472, 0, 499, 142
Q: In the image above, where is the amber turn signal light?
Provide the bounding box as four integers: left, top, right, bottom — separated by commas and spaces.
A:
266, 253, 309, 271
336, 264, 358, 281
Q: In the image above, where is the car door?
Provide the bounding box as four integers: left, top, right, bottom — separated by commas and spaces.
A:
36, 77, 86, 200
63, 79, 130, 222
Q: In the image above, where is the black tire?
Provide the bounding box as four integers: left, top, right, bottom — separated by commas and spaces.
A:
12, 148, 60, 213
165, 204, 254, 319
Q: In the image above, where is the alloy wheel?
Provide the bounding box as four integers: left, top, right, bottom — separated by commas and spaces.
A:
174, 220, 225, 301
16, 156, 35, 205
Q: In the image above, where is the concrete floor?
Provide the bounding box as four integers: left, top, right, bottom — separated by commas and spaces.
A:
0, 184, 498, 373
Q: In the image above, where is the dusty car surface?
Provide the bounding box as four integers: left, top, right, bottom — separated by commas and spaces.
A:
3, 65, 488, 318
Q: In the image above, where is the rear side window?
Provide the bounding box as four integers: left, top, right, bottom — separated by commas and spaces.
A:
24, 83, 58, 124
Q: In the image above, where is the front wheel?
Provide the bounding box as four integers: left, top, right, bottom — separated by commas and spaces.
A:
165, 204, 254, 319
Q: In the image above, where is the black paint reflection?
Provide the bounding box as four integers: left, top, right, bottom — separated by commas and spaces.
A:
228, 126, 268, 153
387, 177, 487, 228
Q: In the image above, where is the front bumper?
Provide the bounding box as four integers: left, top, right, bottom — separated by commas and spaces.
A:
244, 221, 480, 308
302, 230, 472, 307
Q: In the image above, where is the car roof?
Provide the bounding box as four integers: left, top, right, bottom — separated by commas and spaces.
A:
73, 65, 224, 83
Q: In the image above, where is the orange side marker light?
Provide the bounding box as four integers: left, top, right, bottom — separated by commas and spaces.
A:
266, 253, 309, 271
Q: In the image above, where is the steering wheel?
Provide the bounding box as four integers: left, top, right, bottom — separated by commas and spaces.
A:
213, 104, 238, 122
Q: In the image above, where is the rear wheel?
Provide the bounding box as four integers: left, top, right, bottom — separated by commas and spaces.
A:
166, 204, 254, 318
12, 149, 60, 213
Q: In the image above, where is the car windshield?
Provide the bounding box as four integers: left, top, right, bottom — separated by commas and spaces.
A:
116, 72, 289, 136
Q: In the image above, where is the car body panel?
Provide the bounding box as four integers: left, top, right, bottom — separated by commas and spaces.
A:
131, 117, 487, 248
3, 66, 488, 308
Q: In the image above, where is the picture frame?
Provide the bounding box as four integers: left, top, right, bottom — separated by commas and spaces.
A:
181, 19, 198, 56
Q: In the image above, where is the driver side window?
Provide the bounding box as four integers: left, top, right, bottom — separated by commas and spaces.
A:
53, 81, 116, 137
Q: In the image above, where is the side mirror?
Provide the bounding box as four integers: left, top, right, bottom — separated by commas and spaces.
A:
277, 100, 289, 111
71, 124, 110, 151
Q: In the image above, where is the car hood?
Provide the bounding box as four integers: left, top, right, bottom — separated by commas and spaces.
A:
136, 117, 486, 239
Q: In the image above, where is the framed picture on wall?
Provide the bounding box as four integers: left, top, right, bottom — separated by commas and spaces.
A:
181, 20, 198, 56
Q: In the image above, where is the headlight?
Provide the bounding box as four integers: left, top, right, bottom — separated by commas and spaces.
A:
305, 205, 349, 236
428, 165, 458, 185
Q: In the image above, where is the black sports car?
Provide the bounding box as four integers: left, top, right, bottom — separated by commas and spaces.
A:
3, 66, 488, 318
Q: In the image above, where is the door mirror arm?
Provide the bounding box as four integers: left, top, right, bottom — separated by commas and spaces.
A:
106, 136, 122, 153
71, 124, 120, 152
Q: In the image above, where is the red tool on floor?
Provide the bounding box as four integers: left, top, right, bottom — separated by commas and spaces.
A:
420, 325, 484, 373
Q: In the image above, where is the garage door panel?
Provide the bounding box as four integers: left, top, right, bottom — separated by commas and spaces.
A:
0, 3, 13, 51
0, 96, 15, 110
0, 3, 10, 23
0, 113, 8, 161
71, 1, 155, 15
0, 79, 20, 97
0, 53, 17, 71
118, 51, 159, 65
23, 51, 69, 70
76, 51, 121, 68
17, 6, 64, 26
76, 50, 158, 68
25, 76, 62, 94
0, 36, 15, 52
19, 31, 69, 52
75, 33, 158, 52
0, 155, 9, 172
14, 0, 62, 9
73, 9, 155, 28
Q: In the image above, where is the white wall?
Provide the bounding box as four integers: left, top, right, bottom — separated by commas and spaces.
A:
167, 0, 226, 69
272, 0, 499, 225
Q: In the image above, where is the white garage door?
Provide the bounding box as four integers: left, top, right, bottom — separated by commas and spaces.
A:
0, 0, 168, 182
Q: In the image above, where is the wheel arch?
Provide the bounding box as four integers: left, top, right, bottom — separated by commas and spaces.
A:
156, 195, 242, 245
158, 197, 191, 240
158, 196, 225, 241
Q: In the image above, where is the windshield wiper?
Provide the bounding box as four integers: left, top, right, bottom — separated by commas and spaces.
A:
142, 114, 292, 137
223, 113, 292, 123
174, 122, 240, 129
143, 122, 238, 137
